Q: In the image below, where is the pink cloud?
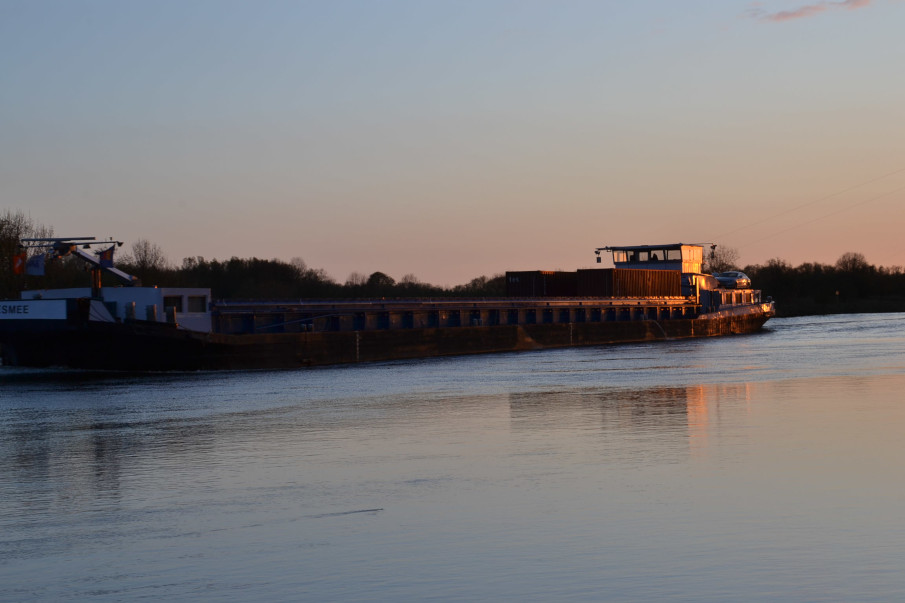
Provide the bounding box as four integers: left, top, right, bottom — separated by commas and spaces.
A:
750, 0, 872, 22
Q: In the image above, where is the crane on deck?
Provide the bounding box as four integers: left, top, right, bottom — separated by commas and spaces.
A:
20, 237, 141, 296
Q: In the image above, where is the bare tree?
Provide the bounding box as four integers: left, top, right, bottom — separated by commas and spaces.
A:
836, 252, 870, 272
126, 238, 168, 271
0, 210, 54, 296
289, 256, 308, 277
704, 245, 740, 274
345, 272, 367, 287
0, 209, 52, 248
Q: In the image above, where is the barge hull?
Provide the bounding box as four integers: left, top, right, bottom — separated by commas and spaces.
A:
0, 309, 770, 371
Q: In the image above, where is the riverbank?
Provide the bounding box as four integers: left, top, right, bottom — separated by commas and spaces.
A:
774, 295, 905, 317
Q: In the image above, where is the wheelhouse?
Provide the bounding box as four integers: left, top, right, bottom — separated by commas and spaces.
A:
597, 244, 703, 273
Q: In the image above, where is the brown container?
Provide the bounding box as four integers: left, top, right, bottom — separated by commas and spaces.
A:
506, 271, 578, 297
613, 268, 681, 297
577, 269, 614, 297
545, 271, 577, 297
577, 268, 681, 298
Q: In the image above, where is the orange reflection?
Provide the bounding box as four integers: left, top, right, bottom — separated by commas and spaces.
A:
686, 384, 709, 455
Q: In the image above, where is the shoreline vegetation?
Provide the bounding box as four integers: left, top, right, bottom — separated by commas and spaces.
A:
743, 256, 905, 317
3, 211, 904, 318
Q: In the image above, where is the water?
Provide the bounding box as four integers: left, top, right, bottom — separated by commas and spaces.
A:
2, 314, 905, 601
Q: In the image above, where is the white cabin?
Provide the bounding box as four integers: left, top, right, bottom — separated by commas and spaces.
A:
20, 287, 213, 333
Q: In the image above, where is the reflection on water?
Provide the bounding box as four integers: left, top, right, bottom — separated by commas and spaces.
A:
3, 314, 905, 601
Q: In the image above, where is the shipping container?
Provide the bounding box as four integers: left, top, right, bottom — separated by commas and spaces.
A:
576, 269, 614, 297
576, 269, 681, 298
613, 268, 681, 297
505, 271, 578, 297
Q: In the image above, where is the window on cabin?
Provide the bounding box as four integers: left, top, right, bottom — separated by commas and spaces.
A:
666, 249, 682, 261
163, 296, 183, 312
613, 251, 628, 263
187, 296, 207, 313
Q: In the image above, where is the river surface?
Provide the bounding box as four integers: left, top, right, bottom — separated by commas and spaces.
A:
2, 313, 905, 602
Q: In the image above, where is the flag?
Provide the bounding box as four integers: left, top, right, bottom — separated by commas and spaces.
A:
25, 254, 45, 276
98, 246, 115, 268
12, 251, 26, 275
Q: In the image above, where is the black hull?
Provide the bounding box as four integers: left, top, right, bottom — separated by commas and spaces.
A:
1, 311, 771, 371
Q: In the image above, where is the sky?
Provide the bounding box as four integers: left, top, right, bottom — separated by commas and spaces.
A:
3, 0, 905, 285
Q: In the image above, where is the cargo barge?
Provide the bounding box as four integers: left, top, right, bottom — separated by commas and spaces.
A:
0, 240, 774, 371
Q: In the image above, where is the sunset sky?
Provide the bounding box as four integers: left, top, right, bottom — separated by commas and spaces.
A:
3, 0, 905, 285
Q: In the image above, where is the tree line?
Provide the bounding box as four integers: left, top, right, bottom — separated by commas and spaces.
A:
3, 210, 904, 315
742, 253, 905, 316
0, 210, 504, 300
150, 255, 505, 299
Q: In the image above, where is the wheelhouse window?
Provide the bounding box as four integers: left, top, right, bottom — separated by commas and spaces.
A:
614, 247, 686, 264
